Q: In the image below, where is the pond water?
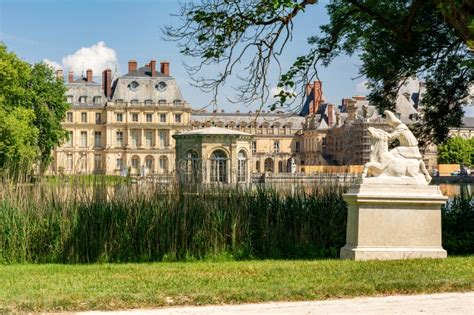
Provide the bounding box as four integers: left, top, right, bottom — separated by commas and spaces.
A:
438, 183, 474, 197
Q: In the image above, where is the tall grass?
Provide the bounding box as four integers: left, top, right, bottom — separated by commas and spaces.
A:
1, 176, 472, 264
0, 178, 347, 263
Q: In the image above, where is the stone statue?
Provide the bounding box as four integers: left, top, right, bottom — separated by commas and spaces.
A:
362, 110, 431, 185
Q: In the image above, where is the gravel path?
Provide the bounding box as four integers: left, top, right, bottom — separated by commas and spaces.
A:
80, 292, 474, 314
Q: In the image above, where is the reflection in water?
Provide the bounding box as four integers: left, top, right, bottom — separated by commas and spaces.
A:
438, 184, 473, 197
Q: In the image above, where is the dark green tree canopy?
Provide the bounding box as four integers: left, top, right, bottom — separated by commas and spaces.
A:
165, 0, 474, 144
0, 43, 69, 173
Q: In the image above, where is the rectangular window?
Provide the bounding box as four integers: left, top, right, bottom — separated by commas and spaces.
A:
95, 113, 101, 124
94, 131, 101, 147
295, 141, 300, 153
116, 112, 123, 122
158, 100, 166, 105
132, 113, 139, 122
273, 140, 280, 153
93, 96, 101, 105
251, 141, 257, 154
65, 131, 73, 147
66, 154, 73, 171
131, 130, 139, 147
94, 154, 102, 171
116, 158, 123, 170
146, 113, 153, 122
79, 96, 87, 104
81, 112, 87, 123
174, 114, 182, 123
66, 112, 73, 122
116, 131, 123, 147
145, 130, 153, 147
160, 114, 166, 123
80, 131, 87, 147
67, 96, 73, 104
159, 131, 167, 147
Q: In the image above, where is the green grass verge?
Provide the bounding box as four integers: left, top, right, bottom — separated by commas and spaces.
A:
1, 257, 473, 312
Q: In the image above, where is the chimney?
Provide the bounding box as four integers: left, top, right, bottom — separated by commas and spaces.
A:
305, 82, 313, 96
86, 69, 93, 82
56, 69, 63, 82
150, 60, 156, 77
311, 80, 323, 115
68, 71, 74, 83
160, 61, 170, 76
327, 104, 334, 126
102, 69, 112, 99
128, 60, 137, 73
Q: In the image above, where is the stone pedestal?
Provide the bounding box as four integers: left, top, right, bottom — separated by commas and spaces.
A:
340, 184, 448, 260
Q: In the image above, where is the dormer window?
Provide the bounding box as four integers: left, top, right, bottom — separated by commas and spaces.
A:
156, 81, 167, 92
145, 99, 153, 105
158, 99, 166, 105
93, 96, 101, 105
130, 99, 139, 105
128, 81, 139, 91
173, 100, 182, 106
66, 95, 73, 104
79, 96, 87, 104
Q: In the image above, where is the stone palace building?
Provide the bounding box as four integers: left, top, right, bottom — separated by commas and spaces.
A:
50, 57, 458, 181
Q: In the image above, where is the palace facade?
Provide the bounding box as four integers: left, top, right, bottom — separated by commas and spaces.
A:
51, 57, 464, 179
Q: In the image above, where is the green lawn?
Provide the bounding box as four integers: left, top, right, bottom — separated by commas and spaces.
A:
1, 257, 473, 312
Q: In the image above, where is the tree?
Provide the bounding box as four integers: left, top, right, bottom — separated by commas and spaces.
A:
0, 43, 69, 173
165, 0, 474, 144
437, 136, 473, 165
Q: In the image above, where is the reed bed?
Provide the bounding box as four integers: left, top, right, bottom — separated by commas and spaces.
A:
0, 177, 347, 263
0, 176, 472, 264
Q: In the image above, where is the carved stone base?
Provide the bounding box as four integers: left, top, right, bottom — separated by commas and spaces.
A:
340, 184, 448, 261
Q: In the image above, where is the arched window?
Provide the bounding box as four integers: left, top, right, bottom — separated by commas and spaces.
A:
145, 156, 154, 175
237, 150, 247, 182
256, 160, 260, 173
185, 150, 199, 183
278, 161, 283, 173
159, 156, 168, 174
131, 155, 140, 174
210, 150, 228, 183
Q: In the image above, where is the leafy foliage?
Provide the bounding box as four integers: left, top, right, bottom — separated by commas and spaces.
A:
437, 136, 474, 165
166, 0, 473, 143
0, 43, 69, 173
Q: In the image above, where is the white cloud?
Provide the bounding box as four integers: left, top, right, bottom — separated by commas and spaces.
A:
42, 58, 62, 70
62, 41, 118, 76
355, 80, 369, 95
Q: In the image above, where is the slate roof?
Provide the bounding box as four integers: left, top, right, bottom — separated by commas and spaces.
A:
124, 66, 167, 78
72, 77, 98, 84
461, 117, 474, 128
190, 112, 305, 129
174, 127, 252, 137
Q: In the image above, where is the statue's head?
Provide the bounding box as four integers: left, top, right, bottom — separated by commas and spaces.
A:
384, 110, 402, 127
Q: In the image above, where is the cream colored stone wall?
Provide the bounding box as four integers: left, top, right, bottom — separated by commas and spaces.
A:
52, 103, 190, 176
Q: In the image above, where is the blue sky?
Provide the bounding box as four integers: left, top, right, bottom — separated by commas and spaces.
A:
0, 0, 393, 112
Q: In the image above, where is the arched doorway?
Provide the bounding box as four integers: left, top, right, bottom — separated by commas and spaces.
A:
264, 158, 274, 173
145, 155, 154, 175
131, 155, 140, 175
210, 150, 228, 183
237, 150, 247, 182
159, 156, 168, 174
